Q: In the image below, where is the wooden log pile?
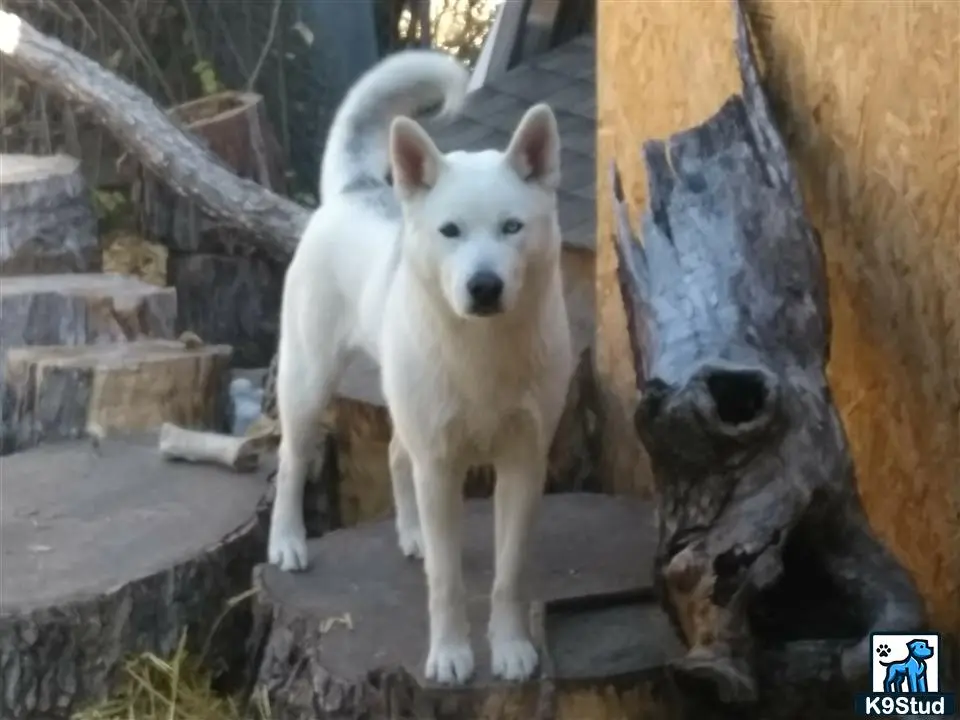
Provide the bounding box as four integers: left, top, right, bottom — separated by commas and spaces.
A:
126, 91, 289, 367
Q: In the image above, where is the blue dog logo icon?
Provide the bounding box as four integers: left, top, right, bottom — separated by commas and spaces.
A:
857, 632, 956, 715
879, 638, 935, 693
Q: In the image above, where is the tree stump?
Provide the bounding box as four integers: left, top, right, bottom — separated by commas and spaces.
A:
131, 91, 288, 367
609, 1, 927, 715
2, 339, 232, 453
0, 274, 177, 368
0, 154, 100, 275
0, 435, 268, 719
251, 493, 684, 720
0, 274, 178, 452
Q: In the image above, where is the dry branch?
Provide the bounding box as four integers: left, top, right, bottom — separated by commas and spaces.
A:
611, 1, 926, 714
0, 9, 308, 262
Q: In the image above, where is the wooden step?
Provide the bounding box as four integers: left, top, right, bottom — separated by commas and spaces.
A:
2, 339, 232, 453
0, 435, 266, 718
0, 273, 177, 378
252, 493, 680, 719
0, 153, 99, 275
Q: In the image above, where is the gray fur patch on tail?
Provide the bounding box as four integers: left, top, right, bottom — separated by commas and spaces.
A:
341, 174, 400, 218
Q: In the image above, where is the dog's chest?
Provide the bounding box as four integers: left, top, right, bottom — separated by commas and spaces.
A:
441, 347, 547, 453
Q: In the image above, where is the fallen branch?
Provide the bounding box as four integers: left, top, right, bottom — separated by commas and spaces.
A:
0, 10, 308, 262
159, 423, 275, 472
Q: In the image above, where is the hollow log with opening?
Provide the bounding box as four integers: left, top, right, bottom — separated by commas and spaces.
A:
610, 1, 927, 714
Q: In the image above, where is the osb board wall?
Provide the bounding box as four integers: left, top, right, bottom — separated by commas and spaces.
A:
596, 0, 960, 637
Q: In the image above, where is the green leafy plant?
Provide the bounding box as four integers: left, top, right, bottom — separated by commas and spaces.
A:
191, 59, 223, 97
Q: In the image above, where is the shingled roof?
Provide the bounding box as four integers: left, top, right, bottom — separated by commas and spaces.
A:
428, 35, 596, 253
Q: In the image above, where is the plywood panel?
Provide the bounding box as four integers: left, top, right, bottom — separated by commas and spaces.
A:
596, 0, 960, 637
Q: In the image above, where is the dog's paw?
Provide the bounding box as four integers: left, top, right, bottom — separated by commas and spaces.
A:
397, 525, 424, 559
268, 523, 309, 571
425, 640, 475, 684
490, 636, 539, 681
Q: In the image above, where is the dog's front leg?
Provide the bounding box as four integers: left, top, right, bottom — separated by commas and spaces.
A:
413, 457, 474, 684
488, 448, 546, 681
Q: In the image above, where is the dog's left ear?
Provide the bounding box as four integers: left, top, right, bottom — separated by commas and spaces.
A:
505, 103, 561, 190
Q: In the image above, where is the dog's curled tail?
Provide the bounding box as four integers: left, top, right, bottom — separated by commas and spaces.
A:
320, 50, 470, 202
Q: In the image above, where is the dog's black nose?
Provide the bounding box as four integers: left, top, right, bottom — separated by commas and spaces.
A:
466, 271, 504, 315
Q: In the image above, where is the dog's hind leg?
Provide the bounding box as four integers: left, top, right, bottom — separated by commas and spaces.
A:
488, 446, 546, 681
413, 456, 474, 684
389, 435, 423, 558
268, 339, 344, 572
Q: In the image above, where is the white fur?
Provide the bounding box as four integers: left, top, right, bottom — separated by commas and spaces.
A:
268, 49, 574, 686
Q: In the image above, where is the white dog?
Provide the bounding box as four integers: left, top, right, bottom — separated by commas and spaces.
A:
268, 49, 573, 686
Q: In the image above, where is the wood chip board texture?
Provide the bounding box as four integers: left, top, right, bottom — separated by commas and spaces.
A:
596, 1, 960, 637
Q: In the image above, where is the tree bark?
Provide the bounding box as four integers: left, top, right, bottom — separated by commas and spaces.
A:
0, 153, 99, 275
0, 10, 307, 263
3, 339, 232, 453
0, 435, 267, 719
610, 0, 927, 712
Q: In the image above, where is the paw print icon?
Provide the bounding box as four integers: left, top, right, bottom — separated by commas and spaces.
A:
876, 643, 892, 658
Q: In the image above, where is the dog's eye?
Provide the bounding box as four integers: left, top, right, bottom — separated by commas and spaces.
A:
501, 219, 524, 235
439, 222, 461, 238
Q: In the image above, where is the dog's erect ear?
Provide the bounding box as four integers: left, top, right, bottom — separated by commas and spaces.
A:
390, 116, 443, 198
505, 103, 561, 190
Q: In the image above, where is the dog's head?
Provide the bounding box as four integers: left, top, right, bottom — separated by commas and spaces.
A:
388, 103, 562, 319
906, 639, 934, 660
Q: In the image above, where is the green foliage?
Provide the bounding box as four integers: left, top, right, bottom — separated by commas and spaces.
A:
191, 60, 223, 97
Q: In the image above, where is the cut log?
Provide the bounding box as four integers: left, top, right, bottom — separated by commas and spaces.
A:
250, 493, 683, 720
0, 10, 307, 262
609, 1, 927, 713
132, 91, 287, 255
2, 339, 232, 453
167, 253, 282, 368
0, 273, 177, 367
0, 154, 99, 275
0, 435, 267, 719
0, 273, 178, 450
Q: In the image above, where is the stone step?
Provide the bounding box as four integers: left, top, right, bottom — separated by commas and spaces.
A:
0, 273, 178, 377
2, 339, 232, 454
0, 153, 99, 275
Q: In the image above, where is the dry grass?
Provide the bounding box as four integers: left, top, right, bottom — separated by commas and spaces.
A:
73, 591, 268, 720
101, 230, 167, 286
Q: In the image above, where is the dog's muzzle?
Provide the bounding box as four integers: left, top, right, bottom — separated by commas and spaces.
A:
466, 270, 504, 316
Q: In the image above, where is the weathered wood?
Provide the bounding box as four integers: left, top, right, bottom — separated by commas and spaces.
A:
610, 1, 926, 713
2, 339, 232, 453
0, 435, 267, 719
0, 274, 178, 452
250, 493, 682, 720
0, 10, 308, 263
167, 252, 282, 368
0, 153, 99, 275
127, 92, 288, 367
133, 92, 287, 254
0, 274, 176, 373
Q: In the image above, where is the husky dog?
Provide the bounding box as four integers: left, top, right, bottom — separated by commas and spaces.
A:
268, 49, 573, 685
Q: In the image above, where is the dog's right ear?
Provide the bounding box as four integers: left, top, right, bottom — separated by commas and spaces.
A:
390, 117, 443, 199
